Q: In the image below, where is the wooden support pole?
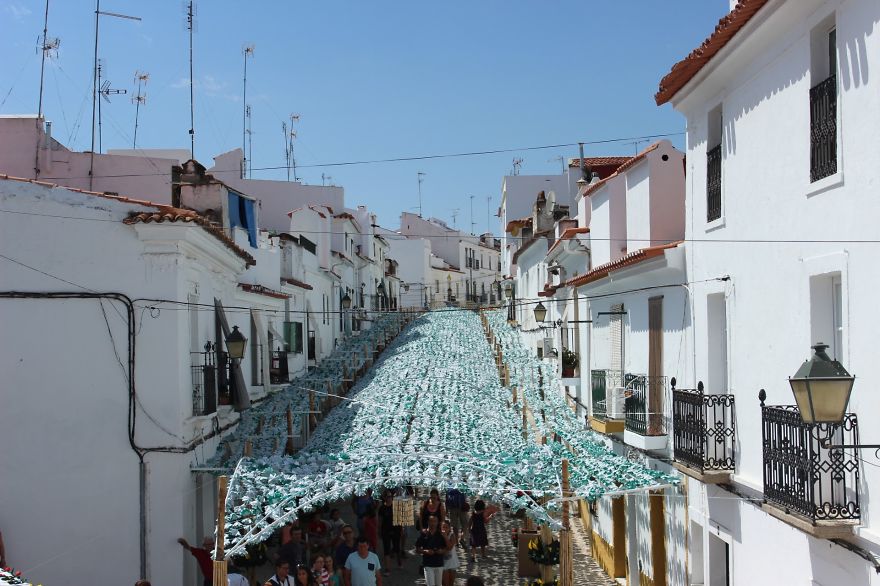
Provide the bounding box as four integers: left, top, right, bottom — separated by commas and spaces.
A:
522, 399, 528, 442
309, 390, 317, 431
255, 415, 263, 435
285, 407, 294, 455
212, 475, 229, 586
244, 440, 252, 457
560, 459, 573, 586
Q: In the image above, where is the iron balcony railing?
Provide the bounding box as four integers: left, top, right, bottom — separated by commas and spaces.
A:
706, 144, 722, 222
810, 74, 837, 183
190, 344, 233, 416
590, 369, 625, 421
762, 404, 860, 524
624, 374, 668, 436
672, 381, 736, 472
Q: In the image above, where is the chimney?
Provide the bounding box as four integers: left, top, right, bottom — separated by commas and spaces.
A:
590, 172, 601, 185
578, 142, 586, 180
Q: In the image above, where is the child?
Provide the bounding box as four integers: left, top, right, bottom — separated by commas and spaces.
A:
468, 500, 498, 561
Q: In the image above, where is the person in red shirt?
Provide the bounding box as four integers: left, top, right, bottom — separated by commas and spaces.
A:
178, 536, 214, 586
362, 504, 379, 553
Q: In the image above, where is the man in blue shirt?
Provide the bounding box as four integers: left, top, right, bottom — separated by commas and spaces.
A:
344, 536, 382, 586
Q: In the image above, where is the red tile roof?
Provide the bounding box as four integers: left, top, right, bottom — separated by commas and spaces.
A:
547, 226, 589, 256
567, 156, 632, 169
238, 283, 291, 299
282, 277, 313, 290
581, 142, 662, 199
0, 173, 256, 266
565, 241, 682, 288
656, 0, 771, 105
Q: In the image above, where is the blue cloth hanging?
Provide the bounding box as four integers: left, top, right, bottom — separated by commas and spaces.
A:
242, 197, 257, 248
228, 191, 258, 248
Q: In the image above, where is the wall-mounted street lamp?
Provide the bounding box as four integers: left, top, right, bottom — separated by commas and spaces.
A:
783, 342, 879, 455
341, 293, 352, 310
225, 325, 248, 360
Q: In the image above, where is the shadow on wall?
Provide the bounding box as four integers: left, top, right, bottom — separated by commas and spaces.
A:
839, 4, 875, 91
808, 535, 871, 584
667, 487, 688, 586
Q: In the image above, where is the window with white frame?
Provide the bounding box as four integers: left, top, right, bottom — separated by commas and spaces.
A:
809, 272, 843, 360
809, 16, 837, 182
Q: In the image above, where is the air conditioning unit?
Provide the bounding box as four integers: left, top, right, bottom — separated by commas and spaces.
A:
608, 386, 627, 420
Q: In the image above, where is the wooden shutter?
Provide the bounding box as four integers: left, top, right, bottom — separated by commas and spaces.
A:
648, 296, 663, 435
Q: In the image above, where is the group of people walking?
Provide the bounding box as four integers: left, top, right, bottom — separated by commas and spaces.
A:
177, 486, 498, 586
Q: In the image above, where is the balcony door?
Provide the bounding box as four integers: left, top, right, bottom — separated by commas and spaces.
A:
648, 296, 663, 435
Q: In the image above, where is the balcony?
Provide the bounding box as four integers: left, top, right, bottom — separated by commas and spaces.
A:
589, 369, 625, 434
761, 404, 860, 538
623, 374, 668, 451
672, 381, 735, 483
190, 345, 233, 416
269, 350, 290, 384
810, 74, 837, 183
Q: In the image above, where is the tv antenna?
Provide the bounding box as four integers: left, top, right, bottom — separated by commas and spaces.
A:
469, 194, 476, 235
89, 0, 141, 189
131, 71, 148, 149
450, 208, 460, 228
486, 195, 492, 236
511, 157, 523, 176
97, 60, 127, 153
34, 0, 61, 179
241, 43, 254, 178
322, 173, 333, 186
185, 0, 196, 159
417, 171, 426, 217
283, 113, 300, 181
548, 155, 564, 174
245, 105, 253, 178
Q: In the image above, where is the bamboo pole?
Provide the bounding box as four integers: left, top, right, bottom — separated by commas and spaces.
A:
212, 476, 228, 586
285, 407, 294, 455
560, 458, 573, 586
244, 440, 252, 457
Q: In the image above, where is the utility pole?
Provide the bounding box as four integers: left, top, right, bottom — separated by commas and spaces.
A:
417, 172, 426, 217
89, 0, 141, 189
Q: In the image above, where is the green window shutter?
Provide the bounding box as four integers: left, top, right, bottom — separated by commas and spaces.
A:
294, 322, 304, 353
283, 321, 294, 353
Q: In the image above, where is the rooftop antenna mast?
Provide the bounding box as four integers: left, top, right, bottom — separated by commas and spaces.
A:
486, 195, 492, 236
284, 113, 300, 181
131, 71, 148, 149
245, 105, 253, 178
548, 155, 565, 174
185, 0, 196, 159
97, 59, 127, 154
450, 208, 460, 228
241, 44, 254, 178
35, 0, 60, 179
417, 171, 426, 217
511, 157, 523, 176
469, 194, 476, 235
89, 0, 141, 189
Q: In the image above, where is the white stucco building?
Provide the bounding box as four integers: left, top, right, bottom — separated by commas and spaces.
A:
655, 0, 880, 583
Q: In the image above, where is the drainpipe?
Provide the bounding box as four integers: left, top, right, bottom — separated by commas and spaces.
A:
140, 455, 148, 578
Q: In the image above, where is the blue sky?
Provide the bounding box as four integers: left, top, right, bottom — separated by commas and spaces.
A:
0, 1, 728, 230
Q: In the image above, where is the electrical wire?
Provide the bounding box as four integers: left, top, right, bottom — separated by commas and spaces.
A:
30, 131, 683, 181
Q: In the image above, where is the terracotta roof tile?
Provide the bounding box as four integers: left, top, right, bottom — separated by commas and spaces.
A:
282, 277, 313, 290
0, 173, 257, 266
656, 0, 771, 105
565, 241, 682, 288
580, 142, 662, 199
238, 283, 290, 299
567, 156, 632, 169
547, 226, 589, 256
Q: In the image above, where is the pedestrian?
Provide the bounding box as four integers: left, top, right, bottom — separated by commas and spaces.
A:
464, 577, 485, 586
440, 519, 459, 586
278, 526, 305, 569
445, 488, 469, 549
328, 509, 346, 546
334, 525, 357, 570
344, 536, 382, 586
324, 555, 342, 586
415, 516, 446, 586
227, 564, 249, 586
352, 488, 374, 535
378, 491, 402, 574
264, 560, 294, 586
467, 500, 498, 561
420, 489, 445, 529
311, 554, 330, 586
177, 535, 214, 586
362, 504, 378, 552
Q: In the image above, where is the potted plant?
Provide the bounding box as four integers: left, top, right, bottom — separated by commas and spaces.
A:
561, 348, 578, 378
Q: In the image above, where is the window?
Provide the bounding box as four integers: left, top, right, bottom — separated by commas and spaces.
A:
706, 104, 723, 222
810, 272, 844, 360
435, 279, 440, 293
810, 19, 837, 182
284, 321, 303, 353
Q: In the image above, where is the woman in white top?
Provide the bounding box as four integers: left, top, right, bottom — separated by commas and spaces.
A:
440, 519, 459, 586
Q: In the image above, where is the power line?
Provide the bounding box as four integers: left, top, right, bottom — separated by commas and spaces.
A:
34, 131, 684, 181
